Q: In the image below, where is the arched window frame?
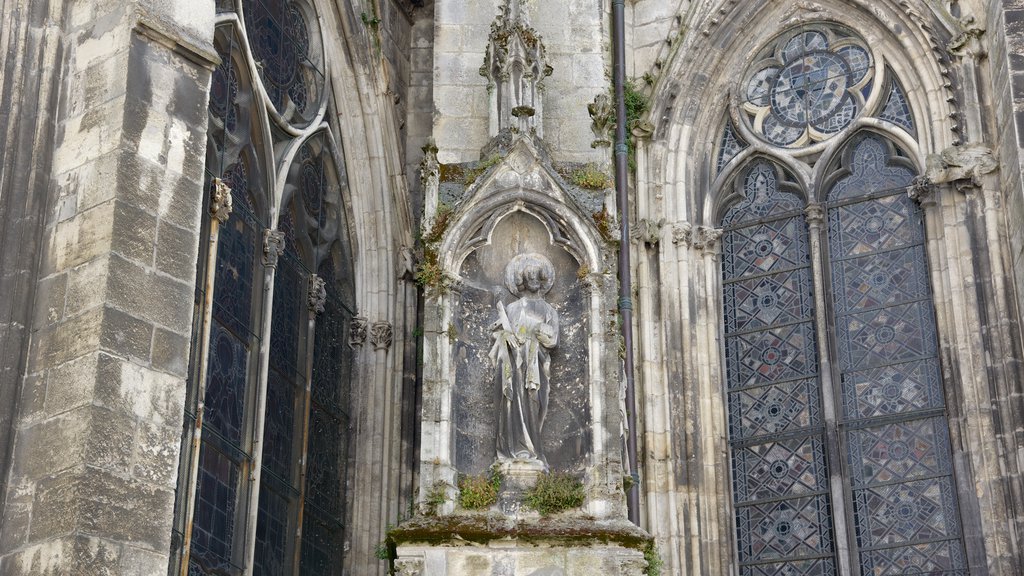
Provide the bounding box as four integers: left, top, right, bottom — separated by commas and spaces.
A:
169, 2, 356, 575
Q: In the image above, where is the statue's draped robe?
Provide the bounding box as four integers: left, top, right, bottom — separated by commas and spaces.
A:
490, 296, 559, 464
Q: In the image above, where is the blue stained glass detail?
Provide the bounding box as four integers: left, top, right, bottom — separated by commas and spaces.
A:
853, 477, 961, 547
717, 121, 748, 173
742, 558, 836, 576
729, 379, 820, 440
724, 268, 815, 334
726, 322, 819, 389
736, 494, 834, 561
826, 137, 915, 200
744, 26, 873, 147
835, 300, 937, 372
841, 360, 944, 420
213, 164, 257, 337
828, 194, 921, 256
301, 510, 344, 576
879, 80, 915, 134
722, 218, 811, 280
733, 435, 828, 503
243, 0, 320, 123
848, 417, 952, 487
860, 540, 967, 576
831, 246, 930, 313
210, 43, 239, 133
722, 163, 804, 226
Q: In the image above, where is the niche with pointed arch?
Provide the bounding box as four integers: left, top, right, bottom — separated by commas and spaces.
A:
451, 210, 591, 476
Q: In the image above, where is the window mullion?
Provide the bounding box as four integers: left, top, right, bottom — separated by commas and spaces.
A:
803, 202, 857, 576
242, 228, 286, 574
292, 275, 324, 573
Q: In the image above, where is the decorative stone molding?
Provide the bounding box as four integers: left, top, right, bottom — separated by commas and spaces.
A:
210, 177, 233, 223
588, 93, 614, 148
631, 218, 662, 245
370, 321, 394, 351
948, 15, 985, 58
925, 144, 997, 189
349, 316, 369, 348
908, 176, 938, 208
479, 0, 553, 136
671, 221, 692, 245
691, 225, 723, 254
262, 229, 286, 268
394, 558, 423, 576
307, 274, 326, 314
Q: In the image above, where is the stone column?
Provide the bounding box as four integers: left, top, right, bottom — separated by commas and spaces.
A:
0, 1, 215, 573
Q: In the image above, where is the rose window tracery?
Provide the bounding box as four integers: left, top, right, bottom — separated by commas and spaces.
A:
742, 27, 874, 147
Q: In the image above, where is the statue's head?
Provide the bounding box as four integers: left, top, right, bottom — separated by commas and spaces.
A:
504, 252, 555, 296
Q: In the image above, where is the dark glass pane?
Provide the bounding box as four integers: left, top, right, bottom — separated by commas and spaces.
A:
735, 494, 834, 561
847, 417, 952, 487
852, 476, 961, 547
831, 245, 930, 313
725, 321, 819, 389
205, 321, 249, 446
300, 509, 343, 576
717, 120, 748, 173
724, 267, 815, 334
189, 446, 243, 575
827, 194, 921, 256
834, 300, 937, 371
841, 360, 944, 420
254, 484, 292, 576
860, 540, 967, 576
212, 162, 258, 337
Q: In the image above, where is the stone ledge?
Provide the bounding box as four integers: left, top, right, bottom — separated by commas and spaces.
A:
389, 513, 650, 550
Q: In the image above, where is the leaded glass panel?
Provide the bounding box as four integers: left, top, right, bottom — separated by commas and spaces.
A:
717, 120, 748, 174
189, 446, 243, 575
722, 161, 836, 574
878, 79, 915, 135
825, 134, 966, 573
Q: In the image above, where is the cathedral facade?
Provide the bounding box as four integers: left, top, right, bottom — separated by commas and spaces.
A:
0, 0, 1023, 574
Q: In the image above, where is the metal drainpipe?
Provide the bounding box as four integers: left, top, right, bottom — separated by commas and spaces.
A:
612, 0, 640, 526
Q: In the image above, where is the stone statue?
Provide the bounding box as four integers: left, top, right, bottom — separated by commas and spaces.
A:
489, 253, 559, 468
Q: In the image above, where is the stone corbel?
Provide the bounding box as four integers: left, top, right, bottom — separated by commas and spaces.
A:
349, 316, 369, 348
262, 229, 286, 268
925, 143, 997, 192
948, 15, 986, 59
588, 93, 614, 148
908, 176, 939, 209
804, 202, 825, 227
631, 218, 663, 245
210, 177, 233, 223
370, 321, 394, 351
307, 274, 326, 314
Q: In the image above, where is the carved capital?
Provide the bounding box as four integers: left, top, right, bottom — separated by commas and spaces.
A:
210, 177, 233, 223
370, 321, 394, 351
262, 229, 286, 268
908, 176, 938, 208
691, 225, 723, 254
804, 203, 825, 227
307, 274, 327, 314
671, 221, 692, 245
394, 558, 424, 576
349, 316, 368, 349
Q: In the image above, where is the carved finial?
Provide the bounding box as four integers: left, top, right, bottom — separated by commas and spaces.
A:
588, 93, 614, 148
307, 274, 327, 314
480, 0, 552, 137
262, 229, 286, 268
370, 321, 394, 351
210, 178, 233, 223
349, 316, 368, 349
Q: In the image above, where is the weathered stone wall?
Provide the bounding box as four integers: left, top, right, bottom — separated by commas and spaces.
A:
0, 1, 214, 572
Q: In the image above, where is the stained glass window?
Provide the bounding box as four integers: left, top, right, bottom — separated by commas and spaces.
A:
721, 161, 837, 576
171, 4, 353, 575
742, 26, 874, 148
878, 78, 915, 135
825, 135, 966, 575
717, 120, 748, 174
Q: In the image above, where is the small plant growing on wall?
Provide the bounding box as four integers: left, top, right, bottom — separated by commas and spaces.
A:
570, 164, 611, 190
457, 467, 503, 510
523, 472, 584, 516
